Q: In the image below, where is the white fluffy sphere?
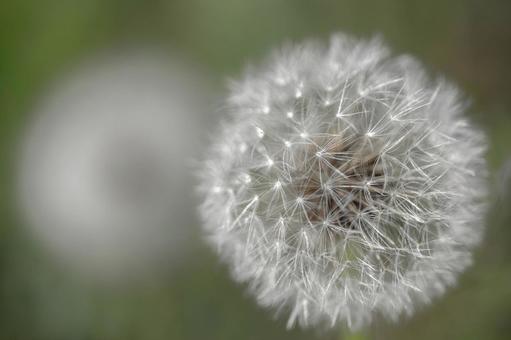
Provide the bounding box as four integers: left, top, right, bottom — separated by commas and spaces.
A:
199, 34, 488, 329
19, 50, 210, 282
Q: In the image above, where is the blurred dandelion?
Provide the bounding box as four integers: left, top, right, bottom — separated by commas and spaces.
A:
199, 34, 488, 330
18, 50, 212, 282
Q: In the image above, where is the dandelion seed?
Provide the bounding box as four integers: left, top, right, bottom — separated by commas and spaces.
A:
255, 126, 265, 138
199, 33, 488, 330
242, 173, 251, 184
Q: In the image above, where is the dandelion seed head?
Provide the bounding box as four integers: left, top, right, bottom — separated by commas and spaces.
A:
199, 33, 488, 330
19, 50, 213, 282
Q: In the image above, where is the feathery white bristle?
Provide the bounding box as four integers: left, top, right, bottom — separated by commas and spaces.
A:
199, 33, 488, 330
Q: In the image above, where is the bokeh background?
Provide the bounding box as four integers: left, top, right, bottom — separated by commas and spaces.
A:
1, 1, 510, 339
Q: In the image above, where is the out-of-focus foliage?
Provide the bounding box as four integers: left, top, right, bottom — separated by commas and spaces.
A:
1, 1, 510, 339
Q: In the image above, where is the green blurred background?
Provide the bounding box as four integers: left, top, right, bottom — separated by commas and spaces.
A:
1, 0, 510, 339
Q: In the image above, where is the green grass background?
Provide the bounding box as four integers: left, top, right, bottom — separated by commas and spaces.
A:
1, 1, 510, 339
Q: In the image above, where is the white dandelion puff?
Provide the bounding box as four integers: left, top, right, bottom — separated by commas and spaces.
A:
18, 50, 213, 282
198, 33, 488, 330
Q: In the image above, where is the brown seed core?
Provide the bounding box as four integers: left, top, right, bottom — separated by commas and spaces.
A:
295, 135, 386, 230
